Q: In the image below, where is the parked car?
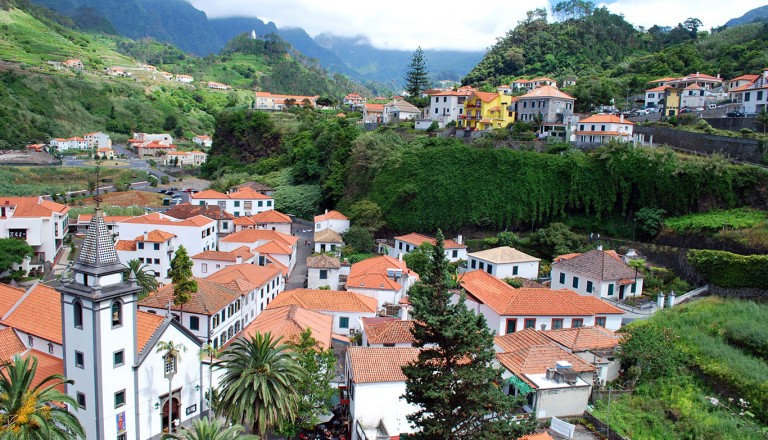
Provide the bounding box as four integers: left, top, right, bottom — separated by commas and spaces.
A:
158, 189, 167, 194
695, 107, 704, 112
726, 111, 745, 117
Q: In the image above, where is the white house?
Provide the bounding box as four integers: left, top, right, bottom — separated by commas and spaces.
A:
727, 73, 759, 101
191, 188, 274, 216
190, 246, 255, 278
728, 69, 768, 115
361, 318, 414, 348
346, 255, 419, 310
174, 74, 194, 83
382, 99, 421, 124
57, 209, 207, 440
132, 132, 174, 145
363, 103, 384, 123
0, 196, 69, 264
466, 246, 540, 280
542, 326, 622, 385
164, 204, 235, 238
314, 209, 350, 234
574, 114, 634, 143
207, 81, 231, 90
84, 132, 112, 149
49, 137, 89, 151
390, 232, 467, 263
163, 151, 207, 167
192, 135, 212, 147
73, 214, 130, 235
115, 230, 179, 284
459, 270, 624, 335
426, 90, 473, 128
644, 85, 669, 108
343, 93, 365, 107
118, 212, 217, 256
551, 248, 643, 300
267, 288, 377, 335
255, 91, 319, 110
0, 283, 65, 358
314, 228, 344, 255
495, 329, 595, 419
219, 229, 298, 276
346, 347, 421, 440
233, 209, 292, 235
205, 263, 285, 323
306, 254, 341, 290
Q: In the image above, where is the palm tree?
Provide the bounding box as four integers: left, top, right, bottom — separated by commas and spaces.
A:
199, 342, 219, 420
215, 332, 306, 439
156, 341, 187, 434
162, 418, 258, 440
0, 354, 85, 439
125, 258, 159, 299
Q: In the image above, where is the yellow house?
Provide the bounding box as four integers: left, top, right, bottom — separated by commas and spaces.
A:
459, 91, 516, 130
663, 88, 681, 117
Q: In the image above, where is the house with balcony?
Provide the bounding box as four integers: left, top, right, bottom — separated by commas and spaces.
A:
425, 89, 474, 128
174, 74, 194, 83
84, 132, 112, 149
728, 69, 768, 115
644, 85, 669, 109
362, 103, 384, 123
551, 248, 643, 300
0, 196, 69, 264
192, 134, 212, 147
494, 329, 595, 419
727, 74, 759, 100
190, 246, 254, 278
255, 91, 319, 110
466, 246, 540, 280
134, 140, 178, 157
205, 263, 285, 325
267, 288, 377, 335
514, 86, 576, 136
115, 230, 178, 283
344, 93, 366, 108
49, 137, 89, 151
458, 91, 515, 131
459, 270, 624, 335
389, 232, 467, 263
574, 114, 634, 144
162, 150, 207, 167
191, 188, 274, 216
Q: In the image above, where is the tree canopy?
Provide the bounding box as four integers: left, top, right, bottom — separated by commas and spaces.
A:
403, 47, 430, 98
0, 238, 33, 272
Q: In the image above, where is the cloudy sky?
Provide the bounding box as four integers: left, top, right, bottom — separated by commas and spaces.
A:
188, 0, 759, 51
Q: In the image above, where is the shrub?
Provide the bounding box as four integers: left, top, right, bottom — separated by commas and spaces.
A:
687, 249, 768, 288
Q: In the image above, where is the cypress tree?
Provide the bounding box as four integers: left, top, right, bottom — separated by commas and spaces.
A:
403, 46, 430, 97
402, 230, 535, 439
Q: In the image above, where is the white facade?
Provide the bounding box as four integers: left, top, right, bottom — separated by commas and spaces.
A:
133, 132, 174, 145
575, 115, 634, 143
314, 210, 350, 234
84, 132, 112, 149
49, 137, 89, 151
117, 213, 217, 256
307, 266, 340, 290
467, 261, 539, 280
0, 197, 68, 263
192, 189, 275, 217
192, 136, 212, 147
550, 268, 643, 300
191, 255, 253, 278
389, 234, 467, 263
501, 369, 592, 419
116, 232, 179, 284
314, 241, 341, 254
426, 92, 469, 128
349, 381, 417, 440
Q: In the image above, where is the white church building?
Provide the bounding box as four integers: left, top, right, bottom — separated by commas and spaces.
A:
57, 208, 209, 439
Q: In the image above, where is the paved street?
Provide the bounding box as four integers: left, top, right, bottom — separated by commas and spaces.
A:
285, 220, 314, 290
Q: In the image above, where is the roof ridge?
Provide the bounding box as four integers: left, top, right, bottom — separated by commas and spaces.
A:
2, 281, 38, 321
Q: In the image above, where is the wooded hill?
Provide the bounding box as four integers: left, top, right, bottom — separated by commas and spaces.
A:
0, 0, 363, 147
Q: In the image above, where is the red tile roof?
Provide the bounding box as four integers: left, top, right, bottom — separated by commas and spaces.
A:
249, 210, 292, 223
314, 210, 348, 222
520, 85, 574, 100
553, 249, 638, 281
2, 284, 62, 344
268, 289, 377, 313
115, 240, 137, 251
190, 189, 228, 199
220, 229, 298, 247
460, 270, 623, 316
347, 255, 416, 291
23, 350, 65, 392
471, 91, 501, 103
520, 432, 555, 440
253, 240, 293, 255
0, 197, 69, 218
364, 320, 415, 345
579, 114, 635, 125
242, 305, 332, 348
497, 344, 594, 387
307, 254, 341, 269
395, 232, 466, 249
137, 311, 165, 353
0, 328, 26, 363
542, 326, 621, 352
495, 328, 554, 353
165, 204, 235, 221
347, 347, 420, 383
0, 284, 27, 317
192, 246, 254, 262
139, 279, 240, 316
206, 264, 282, 294
121, 212, 214, 228
227, 188, 271, 200
134, 230, 176, 243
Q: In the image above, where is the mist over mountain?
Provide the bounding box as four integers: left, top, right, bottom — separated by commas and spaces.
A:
725, 5, 768, 27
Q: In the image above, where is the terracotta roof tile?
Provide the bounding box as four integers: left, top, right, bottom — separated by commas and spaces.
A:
307, 255, 341, 269
0, 328, 25, 363
314, 210, 348, 222
227, 188, 272, 200
242, 305, 332, 348
519, 86, 574, 100
206, 264, 282, 294
553, 249, 639, 281
395, 232, 466, 249
121, 212, 214, 228
495, 328, 554, 353
136, 311, 165, 353
220, 229, 298, 247
460, 270, 623, 316
268, 289, 377, 313
0, 197, 68, 218
115, 240, 137, 251
520, 432, 555, 440
2, 284, 62, 344
192, 246, 254, 262
347, 347, 420, 383
233, 182, 274, 192
190, 189, 228, 199
542, 326, 622, 352
579, 114, 635, 125
347, 255, 417, 291
22, 350, 65, 393
139, 279, 240, 315
165, 204, 235, 221
134, 230, 176, 243
364, 320, 415, 345
497, 344, 594, 384
468, 246, 539, 264
253, 240, 293, 255
249, 210, 292, 223
0, 284, 27, 317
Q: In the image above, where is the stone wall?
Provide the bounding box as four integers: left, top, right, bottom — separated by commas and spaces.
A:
634, 126, 763, 164
703, 117, 761, 132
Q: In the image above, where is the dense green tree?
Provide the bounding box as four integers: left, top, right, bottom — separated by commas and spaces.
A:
346, 199, 385, 231
634, 207, 667, 240
403, 46, 430, 98
402, 231, 535, 439
342, 225, 375, 254
216, 332, 305, 438
619, 323, 685, 385
276, 329, 336, 437
0, 355, 85, 439
529, 222, 589, 260
0, 238, 33, 272
124, 258, 159, 299
403, 242, 433, 277
169, 246, 196, 322
162, 418, 256, 440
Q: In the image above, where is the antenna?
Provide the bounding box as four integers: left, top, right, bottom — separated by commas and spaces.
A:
93, 166, 102, 209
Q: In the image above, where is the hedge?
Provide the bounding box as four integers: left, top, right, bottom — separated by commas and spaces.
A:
687, 249, 768, 288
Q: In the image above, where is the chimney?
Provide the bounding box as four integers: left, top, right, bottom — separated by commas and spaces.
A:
657, 292, 665, 310
620, 114, 624, 123
398, 252, 403, 263
236, 256, 242, 264
325, 209, 328, 214
597, 244, 603, 251
456, 234, 463, 245
143, 231, 148, 241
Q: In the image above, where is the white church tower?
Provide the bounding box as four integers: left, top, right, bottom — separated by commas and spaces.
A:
59, 206, 142, 440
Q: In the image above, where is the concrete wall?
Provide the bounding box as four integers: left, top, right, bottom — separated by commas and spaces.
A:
634, 126, 763, 164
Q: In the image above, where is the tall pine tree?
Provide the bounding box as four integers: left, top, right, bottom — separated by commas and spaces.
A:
402, 230, 535, 439
403, 46, 430, 98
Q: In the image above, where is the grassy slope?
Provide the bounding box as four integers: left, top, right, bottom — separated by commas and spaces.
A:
0, 166, 146, 196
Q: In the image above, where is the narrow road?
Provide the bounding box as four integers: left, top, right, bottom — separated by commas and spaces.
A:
285, 220, 314, 290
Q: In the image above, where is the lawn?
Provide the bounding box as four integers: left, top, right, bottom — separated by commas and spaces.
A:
591, 297, 768, 438
0, 166, 146, 196
663, 208, 768, 250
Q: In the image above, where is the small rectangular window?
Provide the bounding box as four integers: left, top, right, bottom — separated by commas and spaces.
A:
552, 318, 564, 330
75, 351, 84, 368
486, 264, 493, 274
77, 392, 86, 409
524, 318, 536, 329
559, 272, 565, 284
586, 280, 593, 293
339, 317, 349, 329
138, 242, 144, 250
608, 284, 615, 296
319, 270, 328, 280
190, 316, 200, 331
114, 390, 126, 408
512, 266, 519, 276
505, 319, 517, 334
572, 276, 579, 289
631, 282, 637, 293
452, 250, 458, 258
114, 350, 124, 367
596, 317, 606, 327
572, 318, 583, 328
153, 243, 160, 251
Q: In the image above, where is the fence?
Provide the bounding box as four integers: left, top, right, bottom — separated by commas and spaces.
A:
634, 126, 763, 164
